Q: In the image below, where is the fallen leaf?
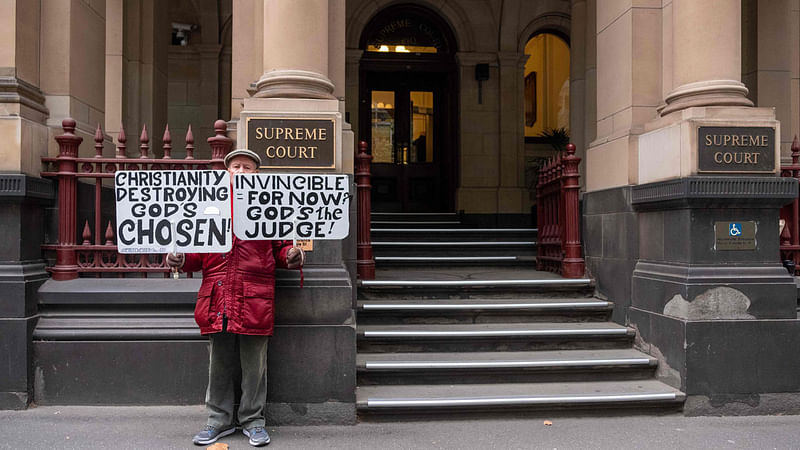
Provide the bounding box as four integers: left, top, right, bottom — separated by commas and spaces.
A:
544, 420, 553, 426
206, 443, 228, 450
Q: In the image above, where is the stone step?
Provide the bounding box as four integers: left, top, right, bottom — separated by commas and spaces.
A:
357, 297, 612, 323
374, 256, 537, 267
371, 212, 462, 223
372, 241, 536, 257
357, 349, 658, 384
357, 322, 634, 353
372, 220, 462, 229
371, 228, 537, 242
359, 277, 594, 298
356, 379, 685, 416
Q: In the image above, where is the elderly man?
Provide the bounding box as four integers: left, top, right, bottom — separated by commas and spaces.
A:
167, 149, 304, 447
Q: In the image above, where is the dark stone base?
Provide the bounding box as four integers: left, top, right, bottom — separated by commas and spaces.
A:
582, 186, 637, 325
631, 307, 800, 410
0, 392, 28, 410
32, 269, 356, 423
632, 262, 796, 319
266, 402, 356, 425
33, 341, 209, 405
268, 325, 356, 404
684, 392, 800, 416
0, 316, 36, 410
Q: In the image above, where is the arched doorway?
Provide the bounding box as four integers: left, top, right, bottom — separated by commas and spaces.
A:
359, 4, 458, 212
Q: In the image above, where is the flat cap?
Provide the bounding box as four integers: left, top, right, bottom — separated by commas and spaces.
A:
224, 148, 262, 167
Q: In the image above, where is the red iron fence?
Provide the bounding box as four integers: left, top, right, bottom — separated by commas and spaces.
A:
780, 136, 800, 275
41, 118, 233, 280
536, 143, 585, 278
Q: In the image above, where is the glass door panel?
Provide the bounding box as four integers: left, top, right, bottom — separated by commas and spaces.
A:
371, 91, 395, 163
410, 91, 434, 163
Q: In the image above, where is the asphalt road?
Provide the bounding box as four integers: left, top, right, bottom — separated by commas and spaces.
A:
1, 405, 799, 449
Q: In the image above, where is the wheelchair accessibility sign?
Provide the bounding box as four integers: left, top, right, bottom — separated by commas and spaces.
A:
715, 221, 756, 250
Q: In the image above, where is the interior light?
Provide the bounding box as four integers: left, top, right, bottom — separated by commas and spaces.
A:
378, 45, 389, 52
385, 103, 393, 109
395, 45, 410, 53
377, 102, 385, 108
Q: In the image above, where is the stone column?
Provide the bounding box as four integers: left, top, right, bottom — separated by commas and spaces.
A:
40, 0, 108, 155
660, 0, 753, 116
627, 0, 800, 415
496, 52, 527, 216
0, 0, 54, 410
238, 0, 355, 425
255, 0, 334, 99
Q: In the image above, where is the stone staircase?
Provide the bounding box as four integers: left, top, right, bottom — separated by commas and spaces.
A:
356, 212, 685, 418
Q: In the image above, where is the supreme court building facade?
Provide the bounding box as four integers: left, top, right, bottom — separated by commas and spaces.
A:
3, 0, 800, 419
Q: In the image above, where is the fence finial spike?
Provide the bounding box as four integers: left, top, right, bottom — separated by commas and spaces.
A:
81, 220, 92, 245
140, 123, 149, 144
186, 124, 194, 144
105, 221, 115, 245
94, 123, 104, 158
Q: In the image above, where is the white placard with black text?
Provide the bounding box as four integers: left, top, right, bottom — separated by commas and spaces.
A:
114, 170, 232, 253
232, 173, 351, 240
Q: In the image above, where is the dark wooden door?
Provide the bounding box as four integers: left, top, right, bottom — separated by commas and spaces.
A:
362, 72, 450, 212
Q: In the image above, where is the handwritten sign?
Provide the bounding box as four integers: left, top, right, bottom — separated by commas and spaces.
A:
233, 174, 351, 240
114, 170, 232, 253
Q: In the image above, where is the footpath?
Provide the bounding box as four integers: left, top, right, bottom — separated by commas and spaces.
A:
1, 405, 799, 449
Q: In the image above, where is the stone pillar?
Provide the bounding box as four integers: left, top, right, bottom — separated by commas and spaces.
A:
569, 0, 596, 186
238, 0, 355, 425
40, 0, 108, 156
660, 0, 753, 116
626, 0, 800, 414
255, 0, 334, 99
496, 52, 527, 216
585, 2, 662, 191
0, 0, 54, 409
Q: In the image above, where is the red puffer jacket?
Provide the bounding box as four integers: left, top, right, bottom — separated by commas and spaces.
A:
182, 237, 293, 336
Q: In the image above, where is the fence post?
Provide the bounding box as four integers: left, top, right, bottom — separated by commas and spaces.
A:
208, 120, 233, 169
356, 140, 375, 280
51, 119, 82, 280
561, 143, 585, 278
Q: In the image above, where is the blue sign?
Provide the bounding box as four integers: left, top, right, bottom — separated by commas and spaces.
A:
729, 223, 742, 237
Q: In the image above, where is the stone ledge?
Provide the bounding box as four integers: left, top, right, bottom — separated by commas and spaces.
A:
37, 266, 352, 305
0, 174, 54, 201
632, 176, 797, 210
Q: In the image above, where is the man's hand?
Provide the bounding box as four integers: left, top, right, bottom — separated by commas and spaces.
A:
166, 253, 185, 269
287, 247, 304, 269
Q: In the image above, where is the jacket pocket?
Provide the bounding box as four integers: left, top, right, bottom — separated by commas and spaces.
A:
241, 281, 274, 331
194, 282, 216, 328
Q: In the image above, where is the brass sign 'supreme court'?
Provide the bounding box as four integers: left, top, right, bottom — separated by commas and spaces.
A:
246, 117, 336, 169
698, 126, 775, 174
714, 221, 757, 251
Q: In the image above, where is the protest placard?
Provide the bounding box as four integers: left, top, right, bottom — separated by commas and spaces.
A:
232, 173, 351, 240
114, 170, 232, 253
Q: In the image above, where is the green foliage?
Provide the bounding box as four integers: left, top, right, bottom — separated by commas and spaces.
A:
537, 127, 570, 152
